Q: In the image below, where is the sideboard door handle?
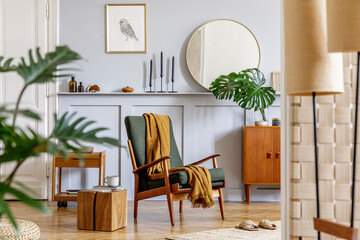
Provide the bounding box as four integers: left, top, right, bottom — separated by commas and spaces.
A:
267, 152, 273, 158
275, 152, 281, 158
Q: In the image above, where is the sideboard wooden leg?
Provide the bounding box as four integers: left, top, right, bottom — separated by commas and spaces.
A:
245, 184, 251, 204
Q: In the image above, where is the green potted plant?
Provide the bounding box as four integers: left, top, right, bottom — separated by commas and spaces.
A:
210, 68, 276, 126
0, 46, 119, 231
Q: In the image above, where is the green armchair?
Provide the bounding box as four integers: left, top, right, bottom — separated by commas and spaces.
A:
125, 116, 226, 226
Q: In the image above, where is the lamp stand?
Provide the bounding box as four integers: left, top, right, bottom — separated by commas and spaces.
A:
351, 52, 360, 227
312, 53, 360, 240
312, 92, 321, 240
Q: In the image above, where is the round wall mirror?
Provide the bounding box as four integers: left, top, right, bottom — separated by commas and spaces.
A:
186, 19, 261, 90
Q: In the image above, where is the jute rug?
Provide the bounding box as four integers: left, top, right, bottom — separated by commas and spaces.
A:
166, 221, 281, 240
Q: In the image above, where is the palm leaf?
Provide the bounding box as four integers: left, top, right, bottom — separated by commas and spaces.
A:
0, 197, 18, 232
16, 46, 81, 86
0, 184, 48, 213
0, 106, 41, 120
0, 126, 43, 163
51, 112, 120, 151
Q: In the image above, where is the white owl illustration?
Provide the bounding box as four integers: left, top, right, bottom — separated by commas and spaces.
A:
119, 18, 138, 41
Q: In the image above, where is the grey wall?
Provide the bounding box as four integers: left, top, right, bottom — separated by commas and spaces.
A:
59, 0, 281, 92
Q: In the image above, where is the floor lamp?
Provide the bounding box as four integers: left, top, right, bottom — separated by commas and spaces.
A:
284, 1, 344, 239
324, 0, 360, 238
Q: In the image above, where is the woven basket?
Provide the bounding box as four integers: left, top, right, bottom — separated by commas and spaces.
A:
0, 219, 40, 240
74, 146, 94, 154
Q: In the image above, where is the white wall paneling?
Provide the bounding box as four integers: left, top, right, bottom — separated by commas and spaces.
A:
58, 93, 281, 201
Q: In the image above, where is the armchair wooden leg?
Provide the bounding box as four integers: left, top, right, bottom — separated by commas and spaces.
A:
166, 192, 175, 226
218, 188, 225, 220
179, 200, 183, 213
163, 159, 175, 226
134, 199, 138, 219
134, 174, 139, 219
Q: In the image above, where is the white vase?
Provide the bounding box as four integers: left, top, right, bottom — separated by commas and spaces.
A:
255, 121, 269, 126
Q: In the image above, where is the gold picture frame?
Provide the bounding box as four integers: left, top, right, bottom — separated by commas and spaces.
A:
106, 4, 147, 53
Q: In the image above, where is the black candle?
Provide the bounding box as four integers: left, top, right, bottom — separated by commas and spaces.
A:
149, 59, 153, 87
160, 51, 163, 77
171, 56, 175, 82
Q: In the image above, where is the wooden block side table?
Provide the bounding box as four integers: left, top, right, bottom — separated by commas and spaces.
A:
77, 191, 96, 230
77, 190, 127, 231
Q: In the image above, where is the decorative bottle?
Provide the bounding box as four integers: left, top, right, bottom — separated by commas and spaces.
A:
78, 82, 84, 92
69, 77, 77, 92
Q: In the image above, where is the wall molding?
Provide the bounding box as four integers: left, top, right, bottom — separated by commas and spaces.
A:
57, 93, 281, 202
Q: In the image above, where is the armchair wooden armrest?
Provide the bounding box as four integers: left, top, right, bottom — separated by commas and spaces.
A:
188, 154, 222, 168
133, 156, 171, 174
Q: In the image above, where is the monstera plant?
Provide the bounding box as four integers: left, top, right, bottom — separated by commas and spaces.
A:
210, 68, 276, 124
0, 46, 119, 231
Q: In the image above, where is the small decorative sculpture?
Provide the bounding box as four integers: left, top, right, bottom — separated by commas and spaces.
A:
122, 86, 134, 93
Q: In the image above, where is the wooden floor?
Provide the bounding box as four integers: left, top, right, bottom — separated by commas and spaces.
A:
9, 200, 280, 240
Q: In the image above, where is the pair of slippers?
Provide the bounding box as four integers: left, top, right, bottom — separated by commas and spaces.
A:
236, 219, 277, 231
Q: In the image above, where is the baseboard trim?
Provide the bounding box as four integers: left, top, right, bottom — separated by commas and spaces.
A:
126, 187, 281, 202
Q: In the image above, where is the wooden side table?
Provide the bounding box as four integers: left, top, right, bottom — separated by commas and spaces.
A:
52, 151, 106, 206
77, 190, 127, 231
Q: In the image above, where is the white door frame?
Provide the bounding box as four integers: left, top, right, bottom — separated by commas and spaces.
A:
46, 0, 58, 201
280, 0, 290, 238
0, 0, 58, 200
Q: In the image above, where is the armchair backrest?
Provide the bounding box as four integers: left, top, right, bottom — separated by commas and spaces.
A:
124, 116, 183, 169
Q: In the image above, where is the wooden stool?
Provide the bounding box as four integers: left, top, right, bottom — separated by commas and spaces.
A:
77, 190, 127, 231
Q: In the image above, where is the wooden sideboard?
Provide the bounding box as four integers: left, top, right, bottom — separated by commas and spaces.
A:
243, 126, 280, 203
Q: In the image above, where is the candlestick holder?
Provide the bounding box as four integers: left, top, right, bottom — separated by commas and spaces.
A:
146, 87, 155, 93
146, 80, 155, 92
157, 75, 166, 93
169, 79, 177, 93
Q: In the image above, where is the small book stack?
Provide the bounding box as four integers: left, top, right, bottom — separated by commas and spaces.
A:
66, 189, 86, 195
92, 185, 123, 192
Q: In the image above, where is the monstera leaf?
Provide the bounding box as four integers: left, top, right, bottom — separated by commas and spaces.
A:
210, 68, 276, 121
234, 68, 276, 111
0, 57, 16, 72
209, 72, 242, 101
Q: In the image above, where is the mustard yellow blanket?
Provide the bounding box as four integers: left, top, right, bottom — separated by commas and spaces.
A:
143, 113, 214, 208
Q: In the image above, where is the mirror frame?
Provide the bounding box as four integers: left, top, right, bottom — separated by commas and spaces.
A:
186, 19, 261, 90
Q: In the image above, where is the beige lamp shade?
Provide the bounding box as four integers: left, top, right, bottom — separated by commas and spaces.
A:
284, 0, 343, 96
327, 0, 360, 52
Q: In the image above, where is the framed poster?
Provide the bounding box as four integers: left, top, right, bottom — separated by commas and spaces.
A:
106, 4, 146, 53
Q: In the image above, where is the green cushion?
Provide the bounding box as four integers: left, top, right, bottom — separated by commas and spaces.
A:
148, 168, 225, 190
125, 116, 183, 168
